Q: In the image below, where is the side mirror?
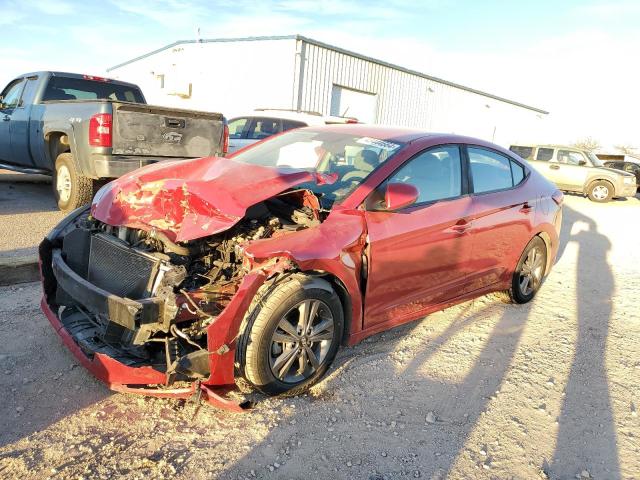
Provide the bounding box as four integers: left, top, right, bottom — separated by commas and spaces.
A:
578, 160, 587, 166
385, 183, 419, 211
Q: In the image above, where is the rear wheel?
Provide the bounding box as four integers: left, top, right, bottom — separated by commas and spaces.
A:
495, 236, 547, 304
237, 275, 344, 396
53, 153, 95, 211
587, 180, 614, 203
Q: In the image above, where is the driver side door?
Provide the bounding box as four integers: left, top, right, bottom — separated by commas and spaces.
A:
363, 145, 474, 329
0, 78, 25, 163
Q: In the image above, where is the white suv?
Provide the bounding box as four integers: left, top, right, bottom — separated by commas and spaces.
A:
227, 109, 358, 154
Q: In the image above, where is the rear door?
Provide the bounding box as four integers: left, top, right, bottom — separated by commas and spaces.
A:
0, 78, 25, 164
464, 146, 533, 293
363, 145, 474, 328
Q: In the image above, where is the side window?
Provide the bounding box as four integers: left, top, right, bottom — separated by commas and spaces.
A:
557, 150, 586, 166
536, 148, 554, 161
511, 161, 525, 185
387, 145, 462, 204
469, 147, 519, 193
247, 118, 281, 140
228, 117, 248, 139
282, 119, 307, 132
0, 79, 25, 109
509, 146, 533, 160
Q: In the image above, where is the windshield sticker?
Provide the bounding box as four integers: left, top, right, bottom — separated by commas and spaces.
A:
356, 137, 401, 151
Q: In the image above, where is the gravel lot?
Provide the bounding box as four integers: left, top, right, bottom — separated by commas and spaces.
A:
0, 193, 638, 480
0, 170, 66, 259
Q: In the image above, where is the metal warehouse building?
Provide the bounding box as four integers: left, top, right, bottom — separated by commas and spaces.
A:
107, 35, 548, 146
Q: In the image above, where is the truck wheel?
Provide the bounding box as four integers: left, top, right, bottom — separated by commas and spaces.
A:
587, 180, 614, 203
53, 153, 94, 211
237, 275, 344, 396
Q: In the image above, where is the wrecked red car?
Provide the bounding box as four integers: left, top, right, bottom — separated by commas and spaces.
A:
39, 125, 562, 410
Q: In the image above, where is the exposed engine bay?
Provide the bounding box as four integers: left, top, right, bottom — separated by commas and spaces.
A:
44, 189, 324, 385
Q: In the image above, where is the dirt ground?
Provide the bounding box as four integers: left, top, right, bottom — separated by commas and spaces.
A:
0, 193, 638, 480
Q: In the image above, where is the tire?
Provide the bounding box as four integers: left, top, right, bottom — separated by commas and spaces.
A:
236, 275, 344, 396
496, 236, 547, 304
587, 180, 614, 203
53, 153, 95, 212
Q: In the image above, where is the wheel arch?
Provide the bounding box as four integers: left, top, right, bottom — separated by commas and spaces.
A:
535, 230, 553, 277
585, 177, 615, 196
296, 270, 353, 346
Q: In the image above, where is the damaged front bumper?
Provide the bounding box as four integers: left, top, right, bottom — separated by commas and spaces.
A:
39, 233, 266, 412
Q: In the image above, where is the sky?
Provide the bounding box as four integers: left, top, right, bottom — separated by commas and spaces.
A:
2, 0, 640, 148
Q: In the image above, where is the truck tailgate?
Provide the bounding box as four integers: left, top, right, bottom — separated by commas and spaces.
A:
112, 103, 224, 158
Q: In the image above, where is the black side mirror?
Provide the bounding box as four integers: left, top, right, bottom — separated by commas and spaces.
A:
578, 160, 587, 166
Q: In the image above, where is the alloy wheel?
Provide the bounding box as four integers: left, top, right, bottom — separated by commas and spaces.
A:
269, 299, 335, 383
518, 246, 544, 296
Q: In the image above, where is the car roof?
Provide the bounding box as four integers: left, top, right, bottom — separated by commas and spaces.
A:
511, 143, 590, 152
230, 109, 358, 125
294, 124, 516, 152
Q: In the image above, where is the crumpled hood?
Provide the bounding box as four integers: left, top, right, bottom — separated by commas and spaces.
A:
91, 156, 319, 242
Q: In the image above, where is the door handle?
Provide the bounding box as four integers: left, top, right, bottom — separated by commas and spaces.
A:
519, 202, 534, 214
450, 219, 471, 233
2, 115, 9, 122
549, 164, 560, 170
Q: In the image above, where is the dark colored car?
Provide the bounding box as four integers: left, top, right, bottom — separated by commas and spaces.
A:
39, 125, 562, 411
603, 160, 640, 193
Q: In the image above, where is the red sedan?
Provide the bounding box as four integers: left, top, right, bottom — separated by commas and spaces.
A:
39, 125, 562, 410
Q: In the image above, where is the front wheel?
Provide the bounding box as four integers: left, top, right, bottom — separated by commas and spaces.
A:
53, 153, 95, 211
237, 275, 344, 396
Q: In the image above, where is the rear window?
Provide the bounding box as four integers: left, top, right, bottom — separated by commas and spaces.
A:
43, 76, 144, 103
509, 145, 533, 160
282, 119, 307, 131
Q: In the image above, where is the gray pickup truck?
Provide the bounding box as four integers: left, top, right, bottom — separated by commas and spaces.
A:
0, 72, 226, 210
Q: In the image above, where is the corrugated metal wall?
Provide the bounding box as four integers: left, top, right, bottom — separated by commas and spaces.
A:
294, 39, 546, 146
108, 36, 547, 146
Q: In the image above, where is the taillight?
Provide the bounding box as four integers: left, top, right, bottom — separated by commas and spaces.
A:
346, 118, 359, 124
552, 190, 564, 206
89, 113, 112, 147
222, 123, 229, 156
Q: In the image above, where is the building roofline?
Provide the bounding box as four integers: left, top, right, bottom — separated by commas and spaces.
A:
107, 34, 549, 115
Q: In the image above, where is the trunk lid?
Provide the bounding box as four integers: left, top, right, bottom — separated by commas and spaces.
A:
112, 103, 225, 158
91, 156, 320, 241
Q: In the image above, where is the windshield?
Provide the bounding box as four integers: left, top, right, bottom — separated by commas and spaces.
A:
232, 130, 404, 207
587, 152, 604, 167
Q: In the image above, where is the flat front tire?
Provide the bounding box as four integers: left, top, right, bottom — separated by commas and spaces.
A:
236, 275, 344, 396
53, 153, 95, 211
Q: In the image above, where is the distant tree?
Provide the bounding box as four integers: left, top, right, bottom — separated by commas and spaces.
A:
614, 144, 637, 155
572, 137, 601, 152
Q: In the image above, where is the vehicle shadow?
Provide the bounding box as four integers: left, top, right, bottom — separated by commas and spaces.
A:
546, 204, 620, 479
